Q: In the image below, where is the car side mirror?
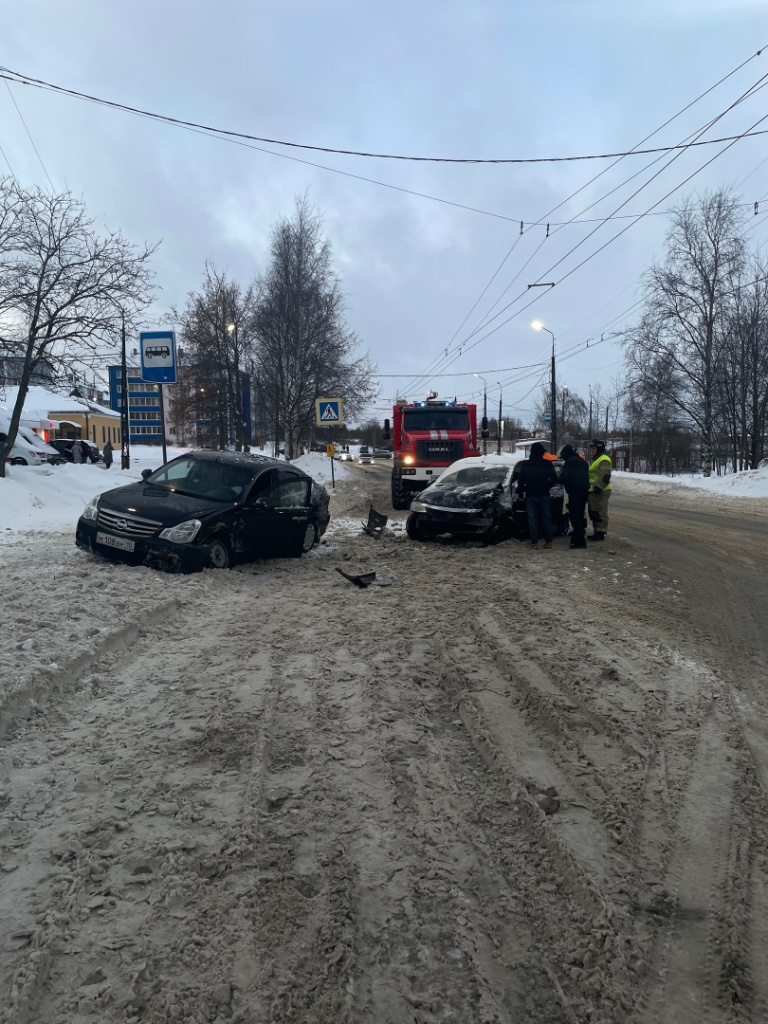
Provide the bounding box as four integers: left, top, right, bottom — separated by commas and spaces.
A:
383, 418, 391, 441
252, 498, 273, 509
481, 416, 489, 440
141, 468, 152, 480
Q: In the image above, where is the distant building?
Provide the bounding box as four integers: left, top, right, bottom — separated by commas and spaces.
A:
0, 385, 120, 444
0, 346, 56, 387
107, 366, 164, 445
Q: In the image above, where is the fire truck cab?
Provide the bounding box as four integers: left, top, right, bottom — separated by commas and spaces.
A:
384, 396, 481, 510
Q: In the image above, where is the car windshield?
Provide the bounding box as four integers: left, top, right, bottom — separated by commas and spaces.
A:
402, 409, 470, 431
439, 465, 511, 488
146, 457, 255, 501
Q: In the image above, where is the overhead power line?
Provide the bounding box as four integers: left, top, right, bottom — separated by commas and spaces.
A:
402, 59, 768, 392
3, 79, 54, 189
1, 60, 768, 166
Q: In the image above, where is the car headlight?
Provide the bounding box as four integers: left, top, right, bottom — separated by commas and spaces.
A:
410, 500, 427, 512
403, 455, 414, 465
159, 519, 202, 544
82, 494, 101, 521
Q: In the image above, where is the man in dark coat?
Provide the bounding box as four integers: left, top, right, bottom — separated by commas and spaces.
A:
559, 444, 589, 549
514, 442, 560, 549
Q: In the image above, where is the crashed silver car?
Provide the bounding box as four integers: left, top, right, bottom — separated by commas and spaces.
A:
406, 453, 566, 543
405, 455, 523, 543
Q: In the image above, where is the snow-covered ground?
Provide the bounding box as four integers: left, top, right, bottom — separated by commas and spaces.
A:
1, 449, 767, 1021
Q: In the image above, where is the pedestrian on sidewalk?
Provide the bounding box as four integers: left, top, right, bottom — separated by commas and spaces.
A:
103, 440, 114, 468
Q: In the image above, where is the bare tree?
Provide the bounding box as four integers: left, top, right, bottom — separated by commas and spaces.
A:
0, 179, 157, 476
717, 260, 768, 469
170, 263, 257, 450
254, 196, 376, 459
624, 189, 746, 476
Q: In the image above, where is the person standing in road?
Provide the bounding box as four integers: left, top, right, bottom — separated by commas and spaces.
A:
587, 439, 612, 541
103, 439, 114, 468
559, 444, 589, 548
514, 442, 560, 549
72, 438, 83, 464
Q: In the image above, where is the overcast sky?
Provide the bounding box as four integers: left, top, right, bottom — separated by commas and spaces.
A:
3, 1, 767, 428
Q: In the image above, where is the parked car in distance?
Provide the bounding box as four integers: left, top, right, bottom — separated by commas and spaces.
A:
76, 450, 331, 572
373, 447, 393, 459
15, 426, 65, 463
50, 438, 102, 463
0, 434, 45, 466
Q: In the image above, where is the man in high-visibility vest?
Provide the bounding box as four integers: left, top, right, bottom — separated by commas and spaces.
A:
587, 438, 612, 541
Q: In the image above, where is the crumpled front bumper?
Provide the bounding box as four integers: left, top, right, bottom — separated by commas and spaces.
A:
76, 518, 211, 573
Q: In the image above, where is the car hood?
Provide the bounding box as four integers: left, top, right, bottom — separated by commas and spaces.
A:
98, 482, 229, 524
420, 480, 509, 509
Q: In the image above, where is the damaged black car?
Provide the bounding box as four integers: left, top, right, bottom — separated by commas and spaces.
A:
76, 450, 330, 571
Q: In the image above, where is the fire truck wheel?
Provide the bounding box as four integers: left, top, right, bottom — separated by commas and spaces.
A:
391, 471, 412, 510
406, 513, 432, 541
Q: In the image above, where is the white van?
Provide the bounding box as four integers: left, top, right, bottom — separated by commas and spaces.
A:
0, 420, 46, 466
16, 425, 61, 462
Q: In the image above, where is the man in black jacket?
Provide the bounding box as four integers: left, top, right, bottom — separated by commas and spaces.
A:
514, 442, 560, 549
559, 444, 589, 549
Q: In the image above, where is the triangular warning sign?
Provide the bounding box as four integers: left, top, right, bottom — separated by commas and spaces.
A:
321, 403, 338, 420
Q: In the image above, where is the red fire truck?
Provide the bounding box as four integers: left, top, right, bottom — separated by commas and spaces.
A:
384, 396, 482, 509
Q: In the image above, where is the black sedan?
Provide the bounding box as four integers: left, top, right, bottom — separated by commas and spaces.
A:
76, 450, 331, 571
405, 455, 523, 543
50, 438, 102, 463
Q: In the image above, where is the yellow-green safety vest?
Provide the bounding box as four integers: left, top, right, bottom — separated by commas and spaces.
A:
589, 453, 612, 492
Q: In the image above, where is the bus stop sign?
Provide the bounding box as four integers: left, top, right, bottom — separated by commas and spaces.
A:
140, 331, 177, 384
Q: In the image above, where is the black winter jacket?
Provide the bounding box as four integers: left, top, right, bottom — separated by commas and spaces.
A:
514, 454, 559, 499
559, 450, 589, 494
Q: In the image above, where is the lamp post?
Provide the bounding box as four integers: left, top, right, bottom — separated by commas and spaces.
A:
531, 320, 556, 453
474, 372, 488, 454
496, 381, 503, 454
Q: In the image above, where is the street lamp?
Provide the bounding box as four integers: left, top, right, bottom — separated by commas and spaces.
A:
474, 372, 489, 455
531, 320, 557, 453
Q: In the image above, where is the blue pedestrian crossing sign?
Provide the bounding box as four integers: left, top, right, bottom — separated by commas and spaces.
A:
315, 398, 344, 426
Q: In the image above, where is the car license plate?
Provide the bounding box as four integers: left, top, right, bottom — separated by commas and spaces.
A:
96, 531, 135, 553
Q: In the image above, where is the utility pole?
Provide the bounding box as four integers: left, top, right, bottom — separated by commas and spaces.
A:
551, 342, 557, 453
496, 382, 502, 455
474, 373, 488, 455
120, 311, 131, 469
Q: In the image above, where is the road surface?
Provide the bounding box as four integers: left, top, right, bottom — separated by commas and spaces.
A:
1, 467, 767, 1024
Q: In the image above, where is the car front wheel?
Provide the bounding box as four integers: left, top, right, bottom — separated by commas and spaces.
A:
406, 512, 433, 541
207, 537, 231, 569
10, 457, 28, 466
